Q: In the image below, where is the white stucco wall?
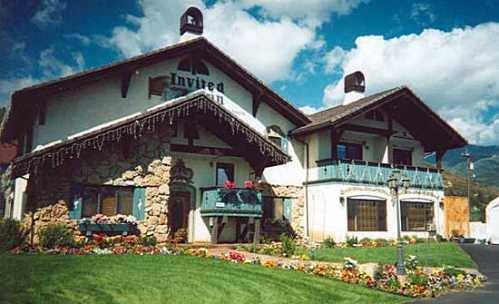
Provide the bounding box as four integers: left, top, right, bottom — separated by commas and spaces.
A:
307, 182, 444, 242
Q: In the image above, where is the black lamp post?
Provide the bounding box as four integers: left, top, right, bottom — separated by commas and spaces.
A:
388, 169, 410, 275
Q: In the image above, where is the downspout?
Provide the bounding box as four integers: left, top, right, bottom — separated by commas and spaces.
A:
292, 135, 310, 238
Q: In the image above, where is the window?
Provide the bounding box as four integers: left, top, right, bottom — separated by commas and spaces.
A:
365, 109, 384, 121
337, 142, 363, 161
393, 148, 412, 166
81, 185, 134, 218
267, 125, 288, 152
401, 201, 434, 231
347, 198, 387, 231
177, 57, 209, 75
216, 163, 234, 186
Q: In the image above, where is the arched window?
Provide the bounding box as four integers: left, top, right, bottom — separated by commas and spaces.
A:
177, 57, 209, 75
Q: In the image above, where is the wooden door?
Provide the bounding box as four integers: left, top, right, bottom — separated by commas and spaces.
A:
168, 192, 190, 239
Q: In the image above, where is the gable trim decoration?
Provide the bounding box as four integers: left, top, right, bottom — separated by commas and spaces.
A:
12, 92, 290, 178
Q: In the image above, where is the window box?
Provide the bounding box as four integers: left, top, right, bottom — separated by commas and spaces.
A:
78, 223, 137, 237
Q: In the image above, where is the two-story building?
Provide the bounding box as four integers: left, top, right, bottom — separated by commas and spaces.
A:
0, 7, 466, 243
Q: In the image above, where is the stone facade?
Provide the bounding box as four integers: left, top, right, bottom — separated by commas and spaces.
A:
24, 128, 176, 243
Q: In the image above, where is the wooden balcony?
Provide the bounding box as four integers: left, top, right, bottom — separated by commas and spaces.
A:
200, 187, 263, 218
310, 159, 443, 189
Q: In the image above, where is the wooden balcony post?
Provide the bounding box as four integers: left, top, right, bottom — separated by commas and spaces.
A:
253, 219, 261, 244
211, 216, 219, 244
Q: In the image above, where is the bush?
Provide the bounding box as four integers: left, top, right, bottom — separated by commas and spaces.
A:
359, 237, 372, 247
280, 234, 296, 257
140, 235, 157, 247
443, 266, 466, 277
322, 236, 336, 248
0, 219, 24, 251
436, 234, 447, 242
38, 224, 74, 249
374, 238, 388, 247
409, 273, 428, 286
346, 236, 358, 247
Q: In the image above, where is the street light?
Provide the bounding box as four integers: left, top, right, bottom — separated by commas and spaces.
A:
388, 169, 410, 275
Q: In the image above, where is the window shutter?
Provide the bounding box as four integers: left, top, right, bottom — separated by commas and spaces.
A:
283, 198, 293, 223
133, 187, 146, 220
281, 137, 289, 153
69, 184, 83, 219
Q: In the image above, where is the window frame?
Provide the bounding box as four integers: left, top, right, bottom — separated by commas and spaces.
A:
337, 142, 363, 161
401, 201, 434, 232
393, 148, 412, 166
347, 198, 387, 231
80, 185, 135, 218
215, 163, 235, 186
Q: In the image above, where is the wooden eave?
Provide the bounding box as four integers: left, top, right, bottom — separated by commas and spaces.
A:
1, 37, 309, 143
292, 87, 467, 152
11, 92, 290, 177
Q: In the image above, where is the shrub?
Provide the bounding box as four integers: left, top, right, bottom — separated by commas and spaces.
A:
322, 236, 336, 248
359, 237, 372, 247
346, 236, 358, 247
0, 219, 24, 251
436, 234, 447, 242
374, 238, 388, 247
280, 234, 296, 257
409, 272, 428, 286
405, 255, 419, 271
38, 224, 74, 249
443, 266, 466, 277
140, 235, 157, 247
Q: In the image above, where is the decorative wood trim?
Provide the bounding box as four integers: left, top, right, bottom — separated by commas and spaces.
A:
121, 70, 133, 98
252, 92, 263, 117
339, 123, 395, 137
171, 144, 241, 157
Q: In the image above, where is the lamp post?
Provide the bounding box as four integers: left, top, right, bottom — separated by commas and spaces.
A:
388, 169, 410, 275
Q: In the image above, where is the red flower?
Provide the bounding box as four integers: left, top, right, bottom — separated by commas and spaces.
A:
243, 180, 255, 189
224, 180, 236, 189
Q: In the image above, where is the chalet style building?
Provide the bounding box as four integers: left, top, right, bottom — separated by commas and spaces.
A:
0, 7, 466, 243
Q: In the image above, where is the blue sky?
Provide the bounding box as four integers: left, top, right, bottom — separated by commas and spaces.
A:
1, 0, 499, 144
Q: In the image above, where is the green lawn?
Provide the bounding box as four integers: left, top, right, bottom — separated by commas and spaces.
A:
0, 254, 405, 304
310, 242, 476, 268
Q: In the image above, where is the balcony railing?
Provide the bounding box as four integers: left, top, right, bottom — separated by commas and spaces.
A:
200, 187, 263, 217
310, 159, 443, 190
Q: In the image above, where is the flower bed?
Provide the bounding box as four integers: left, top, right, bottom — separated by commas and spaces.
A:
10, 236, 484, 299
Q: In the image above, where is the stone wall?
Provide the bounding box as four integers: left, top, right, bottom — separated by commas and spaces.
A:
24, 128, 175, 243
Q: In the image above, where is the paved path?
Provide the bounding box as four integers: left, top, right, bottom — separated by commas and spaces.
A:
413, 244, 499, 304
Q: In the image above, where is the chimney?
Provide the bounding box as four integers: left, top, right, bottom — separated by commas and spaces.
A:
179, 7, 204, 42
343, 71, 365, 105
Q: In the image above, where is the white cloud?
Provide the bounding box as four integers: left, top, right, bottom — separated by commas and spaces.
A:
106, 0, 363, 83
299, 105, 325, 115
39, 48, 82, 78
323, 23, 499, 145
64, 33, 91, 46
31, 0, 66, 28
410, 2, 436, 25
242, 0, 368, 28
0, 48, 85, 107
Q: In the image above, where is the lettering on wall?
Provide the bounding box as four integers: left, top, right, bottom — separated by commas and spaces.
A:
148, 68, 224, 104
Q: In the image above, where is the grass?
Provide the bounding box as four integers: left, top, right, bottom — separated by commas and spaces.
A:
0, 254, 405, 304
310, 242, 477, 268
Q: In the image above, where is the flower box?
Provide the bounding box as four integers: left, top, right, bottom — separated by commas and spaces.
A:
78, 223, 136, 237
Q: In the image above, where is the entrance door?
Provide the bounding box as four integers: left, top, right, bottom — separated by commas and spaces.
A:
168, 192, 191, 241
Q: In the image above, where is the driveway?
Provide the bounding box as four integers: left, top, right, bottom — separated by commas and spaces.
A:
413, 244, 499, 303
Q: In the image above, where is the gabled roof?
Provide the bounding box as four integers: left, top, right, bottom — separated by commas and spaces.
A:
12, 91, 290, 177
292, 87, 467, 152
1, 37, 310, 142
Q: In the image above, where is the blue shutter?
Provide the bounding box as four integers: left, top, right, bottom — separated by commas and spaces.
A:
281, 137, 289, 153
69, 184, 83, 219
133, 187, 146, 220
283, 198, 293, 223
